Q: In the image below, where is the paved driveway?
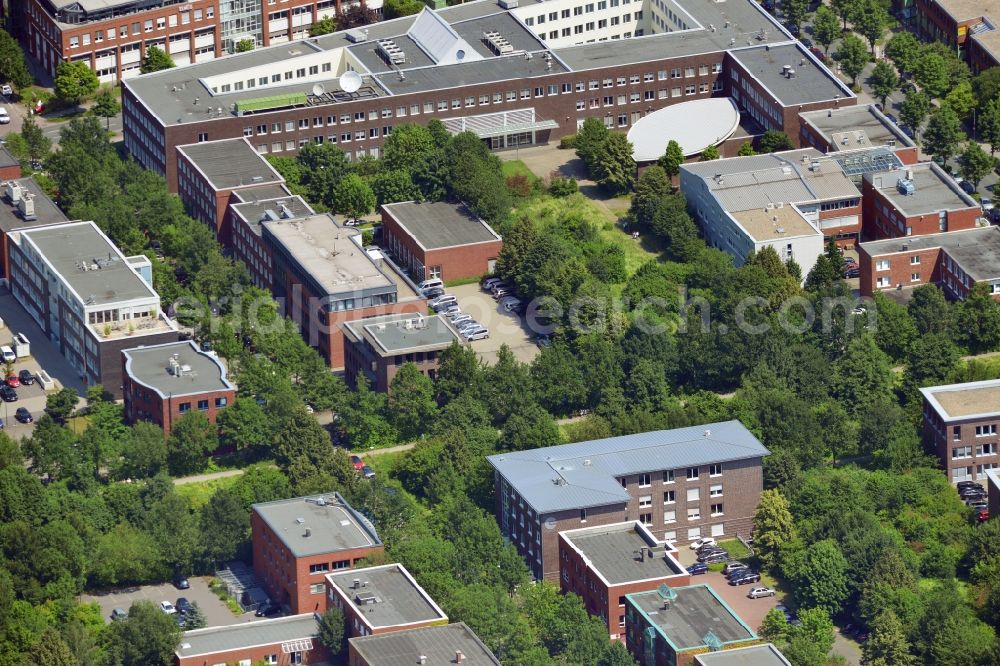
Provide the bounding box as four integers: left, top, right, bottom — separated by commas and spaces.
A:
80, 576, 252, 627
0, 362, 47, 439
0, 288, 86, 394
449, 283, 539, 364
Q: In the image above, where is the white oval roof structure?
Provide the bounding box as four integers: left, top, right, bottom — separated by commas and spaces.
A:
628, 97, 741, 162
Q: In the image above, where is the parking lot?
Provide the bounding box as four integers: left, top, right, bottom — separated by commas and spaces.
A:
0, 359, 47, 438
448, 283, 540, 364
80, 576, 252, 628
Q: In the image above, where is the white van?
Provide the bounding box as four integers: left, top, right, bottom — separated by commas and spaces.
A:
430, 295, 457, 311
0, 346, 13, 362
418, 278, 443, 291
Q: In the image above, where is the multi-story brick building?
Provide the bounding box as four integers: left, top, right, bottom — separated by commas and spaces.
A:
174, 614, 328, 666
0, 177, 68, 281
7, 220, 178, 397
325, 563, 448, 638
381, 201, 502, 283
0, 147, 22, 182
487, 420, 769, 581
121, 340, 236, 434
861, 162, 980, 241
694, 644, 792, 666
559, 521, 690, 640
857, 226, 1000, 299
341, 312, 463, 391
921, 379, 1000, 484
120, 0, 855, 192
625, 585, 758, 666
912, 0, 1000, 70
176, 137, 287, 246
229, 191, 313, 291
251, 492, 384, 614
261, 211, 425, 369
799, 104, 919, 166
347, 623, 500, 666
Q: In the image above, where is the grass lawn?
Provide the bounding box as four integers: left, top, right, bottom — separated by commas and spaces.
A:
364, 450, 405, 477
175, 475, 240, 510
502, 159, 542, 186
718, 538, 752, 560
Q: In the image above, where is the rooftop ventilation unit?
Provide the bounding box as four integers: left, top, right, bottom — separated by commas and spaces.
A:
483, 30, 514, 55
18, 193, 36, 221
5, 180, 21, 203
377, 39, 406, 65
498, 0, 518, 7
896, 178, 915, 195
346, 28, 368, 43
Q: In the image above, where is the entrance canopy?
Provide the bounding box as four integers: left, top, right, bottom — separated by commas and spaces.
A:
627, 97, 740, 161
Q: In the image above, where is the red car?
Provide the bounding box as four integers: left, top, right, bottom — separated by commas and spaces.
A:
350, 455, 364, 470
979, 508, 989, 522
5, 373, 19, 388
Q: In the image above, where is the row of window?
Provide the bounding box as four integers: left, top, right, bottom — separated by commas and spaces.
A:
67, 7, 214, 49
177, 397, 228, 412
951, 424, 998, 440
524, 0, 635, 25
625, 464, 723, 487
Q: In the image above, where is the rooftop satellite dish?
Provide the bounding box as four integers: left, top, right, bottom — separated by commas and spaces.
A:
339, 70, 362, 94
312, 82, 325, 96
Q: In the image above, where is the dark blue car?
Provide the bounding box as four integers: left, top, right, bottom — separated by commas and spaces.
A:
687, 562, 708, 575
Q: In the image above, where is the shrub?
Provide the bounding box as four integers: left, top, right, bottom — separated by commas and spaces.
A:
559, 134, 578, 149
549, 176, 579, 197
506, 174, 533, 197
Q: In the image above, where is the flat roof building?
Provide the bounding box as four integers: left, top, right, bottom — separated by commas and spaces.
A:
347, 623, 500, 666
122, 340, 236, 434
0, 147, 21, 182
920, 379, 1000, 484
559, 522, 690, 640
857, 226, 1000, 300
625, 585, 757, 666
173, 614, 327, 666
0, 177, 69, 280
799, 105, 917, 161
325, 563, 448, 637
342, 313, 463, 391
488, 420, 769, 580
252, 493, 384, 614
230, 193, 314, 292
694, 644, 792, 666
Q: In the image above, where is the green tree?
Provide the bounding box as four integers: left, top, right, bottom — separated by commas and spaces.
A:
959, 140, 993, 189
864, 610, 916, 666
333, 172, 376, 221
869, 60, 900, 108
837, 33, 870, 88
103, 601, 181, 666
592, 132, 635, 195
831, 0, 855, 28
371, 168, 420, 205
235, 38, 255, 52
899, 90, 931, 141
26, 628, 78, 666
629, 166, 671, 227
382, 123, 436, 171
166, 411, 216, 476
388, 363, 438, 442
200, 487, 251, 564
954, 283, 1000, 353
20, 114, 51, 163
885, 31, 921, 76
184, 602, 207, 630
598, 642, 638, 666
737, 141, 756, 156
0, 30, 33, 90
914, 53, 951, 99
317, 606, 346, 655
384, 0, 424, 18
54, 61, 99, 104
872, 292, 917, 361
139, 46, 175, 74
854, 0, 889, 52
789, 539, 851, 614
832, 332, 894, 418
217, 397, 270, 451
753, 489, 796, 571
794, 607, 836, 656
758, 130, 794, 153
813, 5, 841, 54
944, 80, 976, 123
783, 0, 808, 34
308, 16, 337, 36
923, 105, 965, 164
92, 89, 121, 131
908, 284, 952, 335
114, 421, 168, 480
657, 139, 685, 178
700, 144, 720, 160
500, 403, 561, 451
979, 96, 1000, 155
759, 608, 790, 643
575, 117, 611, 171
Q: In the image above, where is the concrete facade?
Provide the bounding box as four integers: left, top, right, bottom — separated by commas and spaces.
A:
921, 380, 1000, 484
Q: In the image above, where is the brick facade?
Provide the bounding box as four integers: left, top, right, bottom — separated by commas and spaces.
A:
861, 178, 979, 241
922, 386, 1000, 484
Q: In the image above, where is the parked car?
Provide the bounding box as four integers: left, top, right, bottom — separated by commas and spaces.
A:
256, 601, 282, 617
422, 286, 445, 299
687, 562, 709, 575
0, 84, 12, 97
174, 614, 187, 629
960, 180, 976, 195
18, 370, 34, 385
350, 455, 364, 470
361, 465, 376, 479
0, 386, 16, 402
844, 266, 860, 278
700, 551, 730, 564
695, 547, 726, 560
689, 537, 716, 550
748, 586, 776, 599
502, 299, 523, 313
445, 307, 465, 320
174, 574, 190, 590
464, 327, 490, 341
492, 287, 513, 299
729, 571, 761, 585
418, 278, 444, 292
14, 407, 31, 424
111, 608, 128, 621
430, 295, 457, 311
961, 487, 987, 500
0, 346, 14, 363
809, 46, 826, 61
451, 314, 473, 327
5, 373, 19, 388
723, 561, 749, 577
176, 598, 193, 614
536, 335, 552, 348
958, 480, 982, 490
978, 508, 990, 522
0, 108, 9, 125
885, 112, 898, 125
457, 320, 481, 332
983, 198, 995, 212
728, 568, 759, 582
159, 601, 176, 614
482, 277, 505, 291
0, 418, 4, 429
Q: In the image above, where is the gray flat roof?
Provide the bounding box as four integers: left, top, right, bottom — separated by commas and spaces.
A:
859, 226, 1000, 282
20, 221, 158, 306
349, 623, 500, 665
175, 614, 319, 659
326, 564, 446, 630
122, 340, 234, 398
695, 644, 791, 666
373, 51, 566, 95
177, 139, 285, 191
487, 420, 769, 514
866, 163, 978, 217
919, 378, 1000, 421
800, 104, 914, 151
0, 177, 69, 235
382, 201, 501, 250
233, 183, 292, 203
561, 522, 687, 585
252, 493, 381, 558
343, 313, 461, 356
729, 42, 851, 106
231, 194, 315, 237
628, 585, 756, 651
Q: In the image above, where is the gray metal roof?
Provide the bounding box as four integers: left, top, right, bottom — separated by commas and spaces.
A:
122, 340, 234, 398
348, 623, 500, 665
231, 194, 314, 238
382, 200, 501, 250
859, 226, 1000, 282
628, 585, 756, 651
487, 420, 769, 514
176, 138, 285, 191
20, 221, 158, 306
233, 183, 293, 204
865, 163, 979, 217
326, 564, 446, 630
0, 177, 69, 235
342, 313, 461, 356
695, 644, 791, 666
799, 104, 914, 151
561, 522, 687, 585
373, 51, 566, 96
252, 493, 381, 558
730, 42, 851, 106
175, 613, 319, 658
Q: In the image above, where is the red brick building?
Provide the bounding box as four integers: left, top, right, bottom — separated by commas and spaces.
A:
251, 493, 384, 615
230, 192, 314, 291
921, 380, 1000, 484
325, 563, 448, 638
798, 104, 919, 166
121, 340, 236, 434
488, 420, 769, 581
381, 201, 502, 283
862, 163, 981, 241
0, 177, 69, 281
857, 226, 1000, 300
174, 614, 328, 666
559, 522, 690, 640
0, 147, 22, 183
347, 623, 501, 666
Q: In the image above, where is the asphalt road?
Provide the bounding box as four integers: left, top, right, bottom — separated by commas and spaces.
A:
80, 576, 253, 627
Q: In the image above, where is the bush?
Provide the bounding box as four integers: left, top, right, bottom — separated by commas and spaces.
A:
549, 176, 578, 197
506, 174, 533, 197
559, 134, 578, 149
